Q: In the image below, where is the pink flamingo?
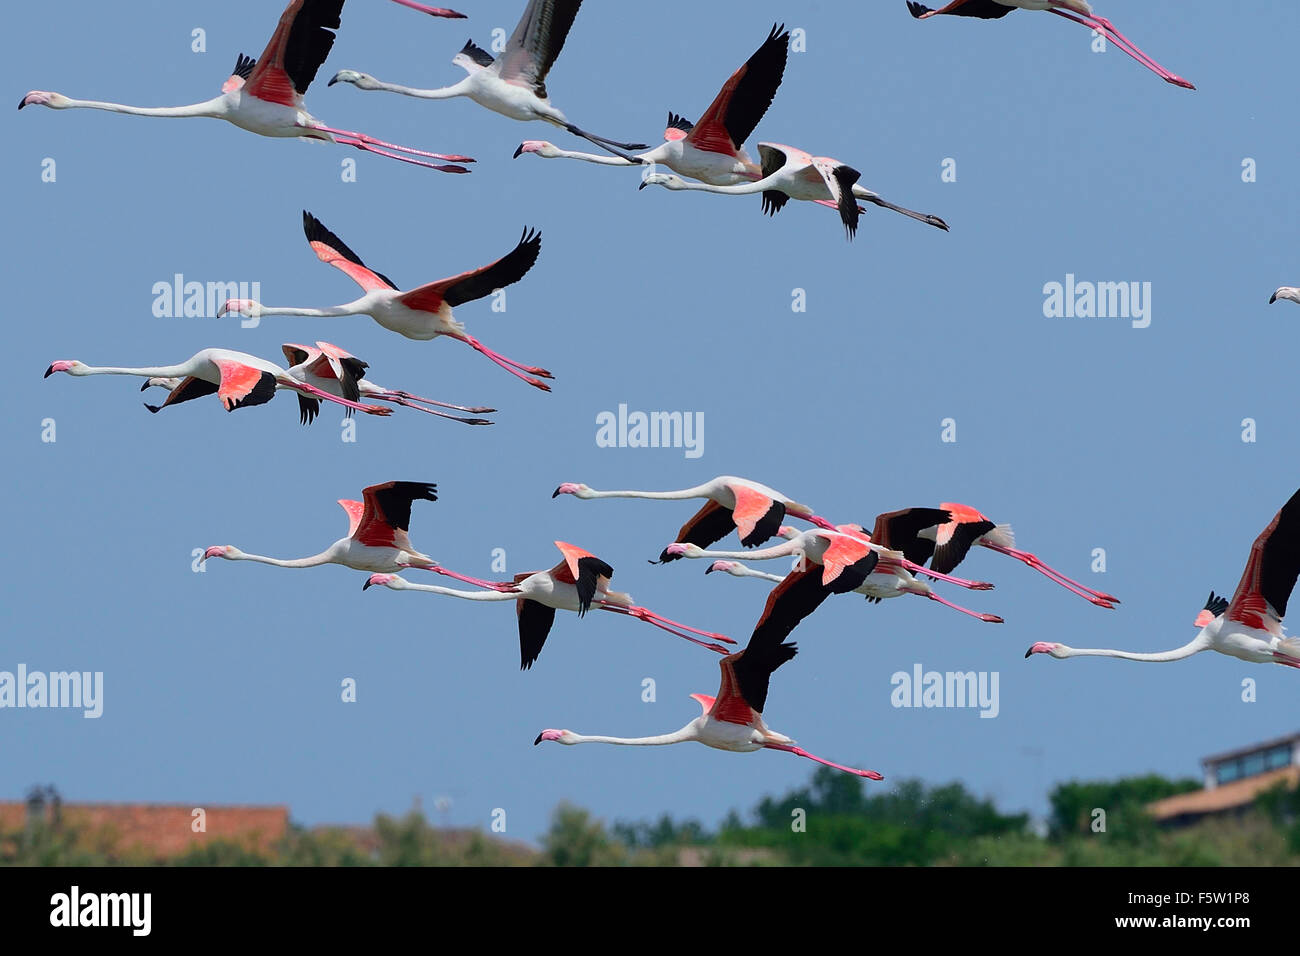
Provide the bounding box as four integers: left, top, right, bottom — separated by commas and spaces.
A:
1029, 488, 1300, 668
875, 504, 1119, 607
44, 348, 391, 418
280, 342, 495, 425
536, 566, 884, 778
552, 476, 837, 562
202, 481, 508, 590
363, 541, 735, 669
906, 1, 1194, 89
19, 0, 473, 172
220, 212, 552, 391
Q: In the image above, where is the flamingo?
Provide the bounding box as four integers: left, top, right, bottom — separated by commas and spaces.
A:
362, 541, 735, 669
1270, 287, 1300, 306
551, 476, 836, 562
639, 143, 948, 239
535, 562, 885, 778
513, 24, 790, 183
672, 524, 1003, 622
905, 1, 1194, 90
43, 348, 392, 418
328, 0, 646, 161
873, 504, 1120, 608
1028, 488, 1300, 668
18, 0, 474, 172
202, 481, 509, 591
280, 342, 495, 425
219, 212, 552, 391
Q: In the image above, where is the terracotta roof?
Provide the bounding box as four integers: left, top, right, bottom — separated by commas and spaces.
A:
1148, 765, 1300, 821
0, 801, 289, 860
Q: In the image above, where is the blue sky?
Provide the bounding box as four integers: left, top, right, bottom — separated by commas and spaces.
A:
3, 0, 1298, 844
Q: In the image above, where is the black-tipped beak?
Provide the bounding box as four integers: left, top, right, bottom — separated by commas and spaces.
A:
532, 732, 544, 745
551, 486, 562, 498
17, 97, 27, 111
1023, 647, 1033, 659
1270, 293, 1278, 304
43, 364, 54, 378
362, 578, 374, 591
704, 565, 717, 574
638, 180, 649, 190
139, 381, 151, 392
327, 75, 340, 87
513, 144, 525, 159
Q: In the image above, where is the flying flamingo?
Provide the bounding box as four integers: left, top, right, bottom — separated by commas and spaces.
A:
672, 524, 1003, 622
43, 348, 392, 418
551, 476, 837, 562
1028, 488, 1300, 668
363, 541, 735, 669
18, 0, 473, 172
280, 342, 495, 425
875, 503, 1119, 608
535, 563, 885, 778
640, 143, 948, 239
328, 0, 646, 160
514, 24, 790, 182
202, 481, 509, 591
905, 1, 1194, 89
219, 212, 552, 391
1270, 287, 1300, 305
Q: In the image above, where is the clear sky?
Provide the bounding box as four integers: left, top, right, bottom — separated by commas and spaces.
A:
3, 0, 1297, 844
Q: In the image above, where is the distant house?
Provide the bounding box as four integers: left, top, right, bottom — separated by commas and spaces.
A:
0, 790, 289, 861
1148, 731, 1300, 826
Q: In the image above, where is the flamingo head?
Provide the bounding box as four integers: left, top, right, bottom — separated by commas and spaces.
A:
1024, 642, 1065, 659
706, 560, 738, 575
551, 482, 591, 499
362, 573, 399, 591
777, 525, 800, 540
638, 172, 687, 191
141, 377, 182, 392
533, 729, 577, 746
44, 360, 84, 378
18, 91, 69, 110
663, 542, 703, 560
1270, 287, 1300, 306
217, 298, 261, 319
513, 141, 559, 159
327, 70, 379, 90
202, 546, 239, 562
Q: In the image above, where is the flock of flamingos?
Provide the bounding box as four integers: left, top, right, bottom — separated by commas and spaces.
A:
25, 0, 1300, 780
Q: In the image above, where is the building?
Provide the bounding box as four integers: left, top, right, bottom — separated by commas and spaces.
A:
1148, 731, 1300, 826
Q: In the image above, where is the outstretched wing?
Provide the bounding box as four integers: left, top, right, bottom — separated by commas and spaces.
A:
245, 0, 345, 105
213, 360, 277, 412
656, 499, 737, 563
1226, 487, 1300, 635
686, 24, 789, 156
397, 229, 542, 313
354, 481, 438, 550
303, 211, 399, 293
907, 1, 1015, 19
553, 541, 613, 616
495, 0, 582, 99
871, 507, 951, 566
142, 376, 219, 414
517, 598, 558, 670
729, 483, 786, 548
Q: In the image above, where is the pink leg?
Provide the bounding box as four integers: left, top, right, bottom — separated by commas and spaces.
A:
378, 389, 496, 414
922, 591, 1003, 623
1049, 10, 1195, 89
289, 382, 392, 416
406, 564, 517, 591
332, 137, 471, 174
982, 543, 1119, 607
796, 512, 838, 532
389, 0, 467, 18
376, 396, 494, 425
623, 605, 736, 644
449, 334, 553, 392
896, 558, 994, 591
310, 124, 475, 163
1273, 654, 1300, 669
599, 605, 732, 655
764, 742, 884, 780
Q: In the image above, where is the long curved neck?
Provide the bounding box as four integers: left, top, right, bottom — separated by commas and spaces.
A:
570, 725, 697, 747
74, 364, 193, 378
695, 541, 799, 562
55, 97, 222, 118
582, 484, 712, 501
231, 550, 335, 569
360, 77, 469, 100
549, 147, 635, 167
258, 303, 366, 318
1059, 635, 1208, 663
393, 582, 513, 600
665, 179, 764, 196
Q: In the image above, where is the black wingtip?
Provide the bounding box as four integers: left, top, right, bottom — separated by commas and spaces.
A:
906, 1, 933, 18
143, 403, 161, 414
